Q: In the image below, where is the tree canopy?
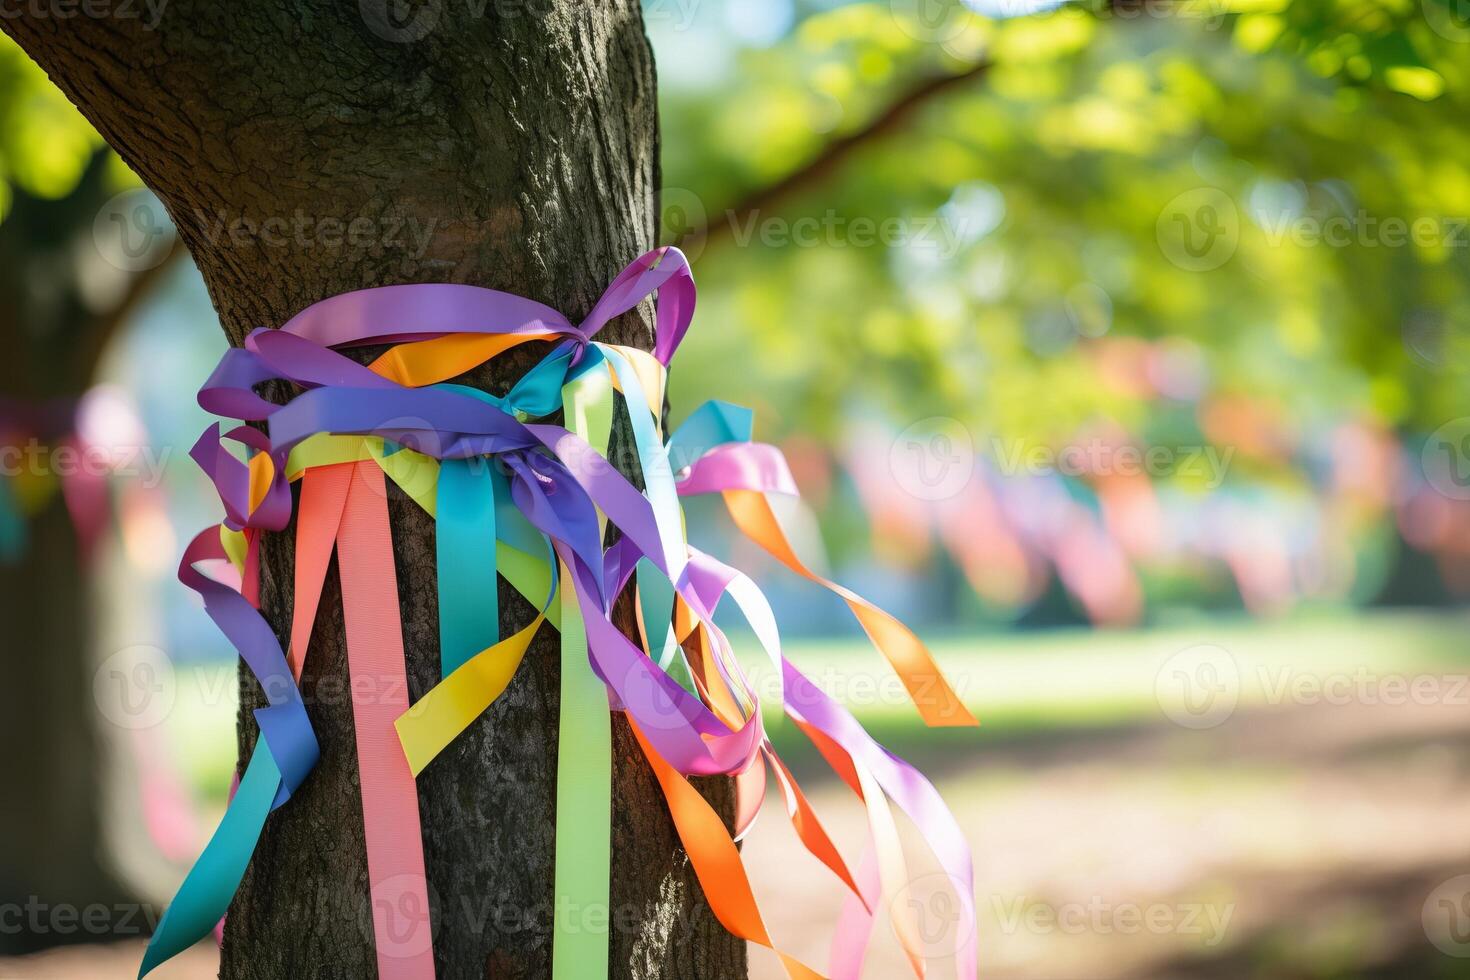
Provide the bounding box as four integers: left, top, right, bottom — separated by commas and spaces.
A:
6, 0, 1466, 623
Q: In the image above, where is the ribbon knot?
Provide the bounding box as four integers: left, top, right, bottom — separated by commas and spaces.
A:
144, 245, 980, 980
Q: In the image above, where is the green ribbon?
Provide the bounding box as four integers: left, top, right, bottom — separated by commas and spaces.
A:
550, 571, 611, 979
551, 363, 615, 980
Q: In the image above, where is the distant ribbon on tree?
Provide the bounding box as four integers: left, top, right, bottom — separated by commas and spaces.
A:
141, 247, 978, 980
0, 390, 141, 565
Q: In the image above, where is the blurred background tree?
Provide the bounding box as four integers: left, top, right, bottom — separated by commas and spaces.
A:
0, 44, 177, 952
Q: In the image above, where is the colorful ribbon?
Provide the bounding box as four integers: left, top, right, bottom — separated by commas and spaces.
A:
144, 247, 979, 980
0, 393, 128, 564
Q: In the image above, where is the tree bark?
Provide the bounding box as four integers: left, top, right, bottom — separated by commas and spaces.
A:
1, 4, 745, 978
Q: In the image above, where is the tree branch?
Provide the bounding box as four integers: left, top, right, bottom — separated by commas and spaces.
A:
681, 58, 992, 249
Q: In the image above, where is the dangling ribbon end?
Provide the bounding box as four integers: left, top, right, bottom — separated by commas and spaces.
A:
929, 703, 981, 729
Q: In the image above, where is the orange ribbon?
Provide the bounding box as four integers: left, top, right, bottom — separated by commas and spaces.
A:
630, 721, 826, 980
721, 489, 978, 728
370, 331, 558, 387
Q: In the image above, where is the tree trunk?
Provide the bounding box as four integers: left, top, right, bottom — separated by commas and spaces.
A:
0, 484, 140, 956
1, 5, 745, 978
0, 156, 143, 955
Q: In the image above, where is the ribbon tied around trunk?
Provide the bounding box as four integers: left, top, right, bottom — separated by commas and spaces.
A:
142, 247, 978, 980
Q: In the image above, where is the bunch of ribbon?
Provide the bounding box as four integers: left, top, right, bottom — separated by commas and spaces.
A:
140, 247, 979, 980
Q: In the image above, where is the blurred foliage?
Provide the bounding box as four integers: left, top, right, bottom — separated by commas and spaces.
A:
656, 0, 1470, 442
7, 2, 1465, 435
0, 39, 101, 217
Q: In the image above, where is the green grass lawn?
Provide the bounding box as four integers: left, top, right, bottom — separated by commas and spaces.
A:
775, 608, 1470, 723
164, 608, 1470, 801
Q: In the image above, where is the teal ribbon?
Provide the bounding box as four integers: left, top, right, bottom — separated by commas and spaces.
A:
635, 555, 681, 671
432, 351, 584, 677
0, 476, 25, 564
668, 400, 754, 465
139, 747, 280, 978
437, 460, 501, 676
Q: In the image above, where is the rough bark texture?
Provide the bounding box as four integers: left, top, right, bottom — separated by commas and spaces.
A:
0, 155, 143, 955
1, 4, 745, 978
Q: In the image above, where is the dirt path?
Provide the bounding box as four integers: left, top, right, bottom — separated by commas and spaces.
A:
5, 698, 1468, 979
745, 697, 1470, 979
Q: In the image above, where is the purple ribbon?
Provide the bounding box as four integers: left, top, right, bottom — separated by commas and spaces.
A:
177, 530, 316, 803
